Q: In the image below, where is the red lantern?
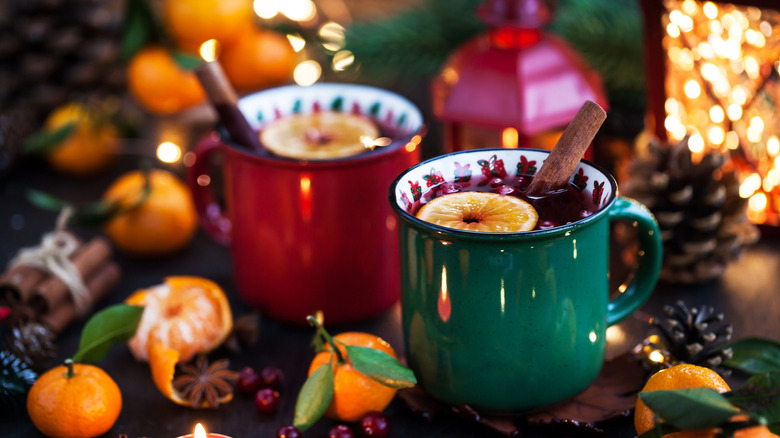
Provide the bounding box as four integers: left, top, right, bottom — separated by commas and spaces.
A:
432, 0, 608, 158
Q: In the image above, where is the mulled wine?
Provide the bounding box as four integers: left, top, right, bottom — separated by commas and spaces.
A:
413, 175, 599, 231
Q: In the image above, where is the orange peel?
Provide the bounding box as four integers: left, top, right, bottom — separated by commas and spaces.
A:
148, 342, 234, 408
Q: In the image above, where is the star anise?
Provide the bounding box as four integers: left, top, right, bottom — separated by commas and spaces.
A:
172, 355, 238, 408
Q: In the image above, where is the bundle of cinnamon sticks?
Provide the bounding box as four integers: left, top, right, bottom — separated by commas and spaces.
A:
0, 236, 121, 335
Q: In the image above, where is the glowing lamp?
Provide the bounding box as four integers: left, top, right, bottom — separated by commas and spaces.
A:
641, 0, 780, 226
432, 0, 608, 157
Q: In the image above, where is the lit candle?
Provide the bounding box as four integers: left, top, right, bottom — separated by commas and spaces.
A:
176, 423, 232, 438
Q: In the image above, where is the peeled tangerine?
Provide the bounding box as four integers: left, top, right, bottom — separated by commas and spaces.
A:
416, 192, 538, 232
260, 111, 379, 160
126, 276, 232, 363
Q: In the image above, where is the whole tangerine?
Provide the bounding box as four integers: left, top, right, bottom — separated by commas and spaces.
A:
635, 364, 730, 435
44, 102, 118, 177
308, 332, 398, 422
220, 28, 296, 92
163, 0, 254, 50
102, 168, 198, 257
126, 46, 205, 115
27, 361, 122, 438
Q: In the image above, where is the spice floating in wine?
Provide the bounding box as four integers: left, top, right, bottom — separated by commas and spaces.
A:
259, 111, 382, 160
413, 175, 597, 232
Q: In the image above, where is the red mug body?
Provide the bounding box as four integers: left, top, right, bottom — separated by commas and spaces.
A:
189, 84, 424, 324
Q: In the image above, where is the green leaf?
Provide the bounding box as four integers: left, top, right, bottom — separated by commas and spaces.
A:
727, 371, 780, 423
26, 189, 121, 227
121, 0, 156, 61
26, 167, 152, 227
22, 123, 76, 155
171, 50, 202, 71
345, 345, 417, 389
725, 337, 780, 374
293, 362, 334, 432
72, 304, 144, 363
27, 189, 69, 211
640, 387, 741, 430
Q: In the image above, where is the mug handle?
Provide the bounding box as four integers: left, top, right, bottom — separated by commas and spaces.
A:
187, 132, 232, 246
606, 196, 662, 326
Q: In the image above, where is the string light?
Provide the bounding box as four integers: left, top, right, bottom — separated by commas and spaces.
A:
661, 0, 780, 225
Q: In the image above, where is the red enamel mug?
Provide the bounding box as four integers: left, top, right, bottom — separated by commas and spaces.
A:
187, 83, 424, 324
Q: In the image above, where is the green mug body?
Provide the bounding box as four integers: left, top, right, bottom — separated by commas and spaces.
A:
389, 149, 662, 412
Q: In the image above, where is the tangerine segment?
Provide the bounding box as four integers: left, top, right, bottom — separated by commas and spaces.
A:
307, 332, 398, 422
260, 112, 379, 159
416, 192, 538, 232
634, 364, 730, 435
27, 363, 122, 438
126, 276, 232, 363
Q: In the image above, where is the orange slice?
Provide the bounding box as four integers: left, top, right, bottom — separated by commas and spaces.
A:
260, 111, 379, 159
126, 276, 232, 362
148, 342, 234, 408
416, 192, 538, 232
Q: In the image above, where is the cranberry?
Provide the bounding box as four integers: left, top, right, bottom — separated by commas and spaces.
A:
360, 411, 389, 437
488, 177, 504, 188
260, 365, 284, 389
328, 425, 355, 438
254, 388, 280, 414
579, 209, 594, 219
492, 185, 520, 197
276, 425, 302, 438
439, 183, 463, 195
515, 176, 530, 189
538, 220, 559, 230
236, 367, 261, 393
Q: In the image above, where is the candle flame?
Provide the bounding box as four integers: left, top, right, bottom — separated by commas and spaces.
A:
194, 423, 207, 438
200, 39, 218, 62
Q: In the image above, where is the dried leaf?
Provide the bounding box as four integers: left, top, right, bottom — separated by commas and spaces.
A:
399, 353, 646, 437
527, 352, 645, 424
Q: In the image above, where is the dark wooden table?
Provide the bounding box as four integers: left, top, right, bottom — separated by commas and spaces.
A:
3, 129, 780, 438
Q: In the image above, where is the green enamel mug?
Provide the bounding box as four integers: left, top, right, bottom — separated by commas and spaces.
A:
388, 148, 662, 412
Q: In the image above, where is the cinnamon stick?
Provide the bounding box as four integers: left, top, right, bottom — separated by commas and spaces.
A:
195, 60, 265, 153
40, 262, 121, 334
30, 237, 112, 314
525, 101, 607, 198
0, 265, 47, 305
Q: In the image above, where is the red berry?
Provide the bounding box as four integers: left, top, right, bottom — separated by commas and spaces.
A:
254, 388, 280, 414
276, 425, 302, 438
493, 185, 520, 197
328, 425, 355, 438
237, 367, 261, 393
439, 183, 462, 195
488, 177, 504, 188
260, 365, 284, 389
579, 209, 594, 219
538, 220, 559, 230
515, 176, 530, 189
360, 411, 389, 437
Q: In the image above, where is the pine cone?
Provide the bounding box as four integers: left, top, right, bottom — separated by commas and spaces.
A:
0, 349, 38, 416
649, 301, 733, 375
4, 320, 56, 372
0, 0, 126, 152
623, 137, 760, 283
